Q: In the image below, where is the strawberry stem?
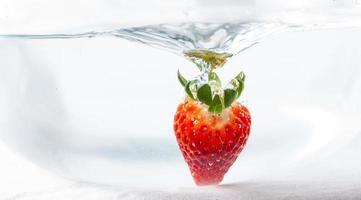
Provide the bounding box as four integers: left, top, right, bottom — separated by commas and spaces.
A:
184, 50, 232, 70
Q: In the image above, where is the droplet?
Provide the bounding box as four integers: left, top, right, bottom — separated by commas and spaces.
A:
208, 161, 214, 166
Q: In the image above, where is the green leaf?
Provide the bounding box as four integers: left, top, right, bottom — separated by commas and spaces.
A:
229, 79, 238, 88
208, 72, 221, 88
185, 81, 195, 99
236, 79, 244, 98
208, 94, 224, 114
177, 70, 188, 87
197, 84, 212, 105
235, 72, 246, 82
224, 89, 237, 108
228, 72, 245, 98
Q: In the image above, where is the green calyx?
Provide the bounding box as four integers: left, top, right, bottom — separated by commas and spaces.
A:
179, 50, 245, 114
177, 69, 246, 114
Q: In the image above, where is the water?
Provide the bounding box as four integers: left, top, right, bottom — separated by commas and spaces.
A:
0, 22, 283, 55
1, 6, 361, 188
1, 26, 361, 188
1, 21, 360, 57
1, 0, 361, 57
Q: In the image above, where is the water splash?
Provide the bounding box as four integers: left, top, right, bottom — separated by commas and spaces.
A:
0, 22, 286, 56
111, 22, 287, 55
1, 21, 360, 57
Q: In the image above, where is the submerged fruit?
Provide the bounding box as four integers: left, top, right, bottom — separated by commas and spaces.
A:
174, 98, 251, 185
174, 50, 252, 186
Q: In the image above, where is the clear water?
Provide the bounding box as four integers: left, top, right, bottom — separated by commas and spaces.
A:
1, 6, 361, 187
1, 21, 361, 56
0, 22, 284, 56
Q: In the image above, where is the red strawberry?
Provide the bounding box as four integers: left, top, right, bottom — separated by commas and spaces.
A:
174, 50, 251, 186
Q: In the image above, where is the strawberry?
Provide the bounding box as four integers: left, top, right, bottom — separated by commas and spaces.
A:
174, 50, 251, 186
